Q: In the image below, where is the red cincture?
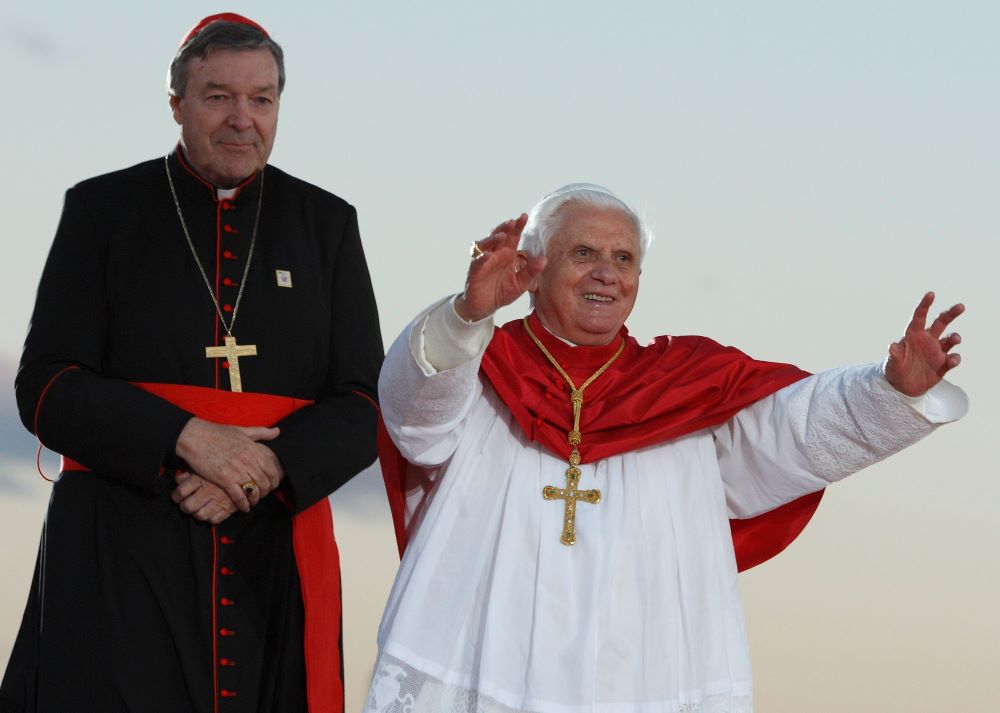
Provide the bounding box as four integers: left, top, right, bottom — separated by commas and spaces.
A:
58, 381, 354, 713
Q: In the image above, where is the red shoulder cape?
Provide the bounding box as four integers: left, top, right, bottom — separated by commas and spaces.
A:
380, 312, 823, 572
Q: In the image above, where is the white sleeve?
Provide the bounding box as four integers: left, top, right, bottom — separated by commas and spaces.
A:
419, 295, 495, 373
377, 296, 495, 466
713, 362, 969, 519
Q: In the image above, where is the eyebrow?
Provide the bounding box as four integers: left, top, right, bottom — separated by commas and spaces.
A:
569, 242, 633, 254
204, 81, 277, 94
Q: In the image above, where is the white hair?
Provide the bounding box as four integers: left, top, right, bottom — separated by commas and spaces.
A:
518, 183, 654, 263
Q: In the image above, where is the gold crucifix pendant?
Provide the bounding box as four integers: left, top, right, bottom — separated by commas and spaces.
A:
542, 465, 601, 545
205, 335, 258, 392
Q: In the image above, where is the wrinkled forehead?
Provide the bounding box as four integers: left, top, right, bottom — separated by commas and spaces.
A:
550, 202, 641, 250
186, 48, 280, 87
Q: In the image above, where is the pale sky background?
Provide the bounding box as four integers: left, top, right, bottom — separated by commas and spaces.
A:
1, 1, 997, 711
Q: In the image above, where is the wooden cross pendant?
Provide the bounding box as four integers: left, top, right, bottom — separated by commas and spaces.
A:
205, 335, 258, 392
543, 465, 601, 546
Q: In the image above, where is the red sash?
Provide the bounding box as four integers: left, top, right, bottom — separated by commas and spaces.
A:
60, 382, 343, 713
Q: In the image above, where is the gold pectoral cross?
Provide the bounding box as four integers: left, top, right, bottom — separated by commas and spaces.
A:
543, 457, 601, 546
205, 335, 258, 392
524, 317, 625, 546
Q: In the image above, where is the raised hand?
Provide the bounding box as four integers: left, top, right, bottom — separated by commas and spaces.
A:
454, 214, 547, 322
174, 418, 285, 512
885, 292, 965, 397
172, 470, 238, 525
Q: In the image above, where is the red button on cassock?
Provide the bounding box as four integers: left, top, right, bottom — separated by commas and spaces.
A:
222, 361, 230, 369
220, 566, 235, 575
220, 536, 234, 544
223, 251, 237, 259
220, 657, 237, 666
220, 689, 237, 697
223, 277, 235, 287
223, 304, 233, 312
223, 224, 237, 233
221, 597, 234, 606
219, 628, 236, 636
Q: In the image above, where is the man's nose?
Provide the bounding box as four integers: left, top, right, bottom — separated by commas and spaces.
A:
227, 98, 253, 130
591, 258, 618, 284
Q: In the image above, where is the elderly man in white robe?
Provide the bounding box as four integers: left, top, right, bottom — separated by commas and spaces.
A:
365, 183, 967, 713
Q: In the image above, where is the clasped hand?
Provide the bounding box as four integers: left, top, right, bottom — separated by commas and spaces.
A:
170, 418, 285, 524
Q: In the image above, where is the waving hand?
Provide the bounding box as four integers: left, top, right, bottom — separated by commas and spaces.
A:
885, 292, 965, 397
454, 214, 547, 322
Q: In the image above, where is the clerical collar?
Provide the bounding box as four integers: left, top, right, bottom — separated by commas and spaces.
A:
173, 144, 259, 201
535, 315, 577, 347
525, 311, 630, 371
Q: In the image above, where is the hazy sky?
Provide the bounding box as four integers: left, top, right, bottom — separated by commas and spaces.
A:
1, 2, 997, 711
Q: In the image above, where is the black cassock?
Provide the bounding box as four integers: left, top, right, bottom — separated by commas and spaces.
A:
1, 149, 383, 713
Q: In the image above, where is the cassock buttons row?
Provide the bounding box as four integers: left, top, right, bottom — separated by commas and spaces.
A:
218, 534, 239, 701
219, 210, 238, 347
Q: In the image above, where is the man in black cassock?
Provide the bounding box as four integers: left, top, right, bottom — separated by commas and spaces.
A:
0, 13, 382, 713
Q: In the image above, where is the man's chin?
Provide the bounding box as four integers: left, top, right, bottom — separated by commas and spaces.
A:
213, 161, 264, 188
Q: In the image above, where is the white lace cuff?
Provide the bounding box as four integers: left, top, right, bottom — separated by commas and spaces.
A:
877, 358, 969, 423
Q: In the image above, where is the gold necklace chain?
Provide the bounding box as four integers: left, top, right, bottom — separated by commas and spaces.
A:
164, 156, 264, 337
522, 317, 625, 448
523, 317, 626, 545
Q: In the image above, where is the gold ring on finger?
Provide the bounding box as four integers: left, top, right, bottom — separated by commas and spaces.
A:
241, 481, 259, 497
470, 241, 485, 259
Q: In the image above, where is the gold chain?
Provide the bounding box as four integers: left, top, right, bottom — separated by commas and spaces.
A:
522, 317, 625, 450
523, 317, 626, 545
164, 156, 264, 337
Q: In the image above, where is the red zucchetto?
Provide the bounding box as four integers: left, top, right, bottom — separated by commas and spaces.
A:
180, 12, 269, 46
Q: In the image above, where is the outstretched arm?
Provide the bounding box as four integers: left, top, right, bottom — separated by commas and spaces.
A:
718, 291, 968, 517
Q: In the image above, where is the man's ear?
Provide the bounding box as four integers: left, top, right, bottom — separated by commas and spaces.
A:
517, 252, 541, 294
169, 95, 183, 126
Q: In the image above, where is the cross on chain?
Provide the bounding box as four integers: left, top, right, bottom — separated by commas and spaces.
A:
205, 335, 258, 392
542, 449, 601, 546
523, 317, 624, 546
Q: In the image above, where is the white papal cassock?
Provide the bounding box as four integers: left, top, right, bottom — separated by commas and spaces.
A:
363, 298, 967, 713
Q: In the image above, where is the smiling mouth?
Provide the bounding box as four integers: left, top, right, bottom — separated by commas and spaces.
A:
583, 293, 614, 303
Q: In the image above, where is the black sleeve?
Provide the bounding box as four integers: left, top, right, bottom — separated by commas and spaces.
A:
266, 206, 384, 513
15, 187, 193, 494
